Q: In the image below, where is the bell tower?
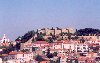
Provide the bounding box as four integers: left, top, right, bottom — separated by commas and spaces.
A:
0, 34, 9, 43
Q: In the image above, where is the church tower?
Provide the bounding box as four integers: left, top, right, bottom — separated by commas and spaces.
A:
0, 34, 10, 43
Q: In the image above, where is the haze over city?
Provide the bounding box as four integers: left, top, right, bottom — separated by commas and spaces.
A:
0, 0, 100, 40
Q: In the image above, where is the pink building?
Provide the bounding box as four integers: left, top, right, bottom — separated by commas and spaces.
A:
33, 41, 49, 47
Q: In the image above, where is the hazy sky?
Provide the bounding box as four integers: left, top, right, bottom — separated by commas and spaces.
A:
0, 0, 100, 40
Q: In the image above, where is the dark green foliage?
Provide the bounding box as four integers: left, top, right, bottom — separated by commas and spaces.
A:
80, 37, 85, 43
47, 37, 53, 43
2, 44, 15, 54
32, 47, 38, 51
36, 34, 44, 41
21, 49, 29, 52
19, 30, 35, 42
0, 46, 7, 49
15, 42, 20, 51
95, 57, 100, 61
46, 48, 54, 58
47, 53, 54, 58
67, 29, 72, 40
50, 60, 56, 63
53, 52, 57, 56
52, 35, 56, 41
35, 55, 45, 62
15, 28, 100, 43
15, 36, 21, 41
56, 57, 61, 63
92, 46, 99, 53
76, 28, 100, 36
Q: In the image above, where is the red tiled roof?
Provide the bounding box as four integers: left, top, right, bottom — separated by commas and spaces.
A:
24, 52, 32, 54
25, 44, 33, 47
40, 61, 50, 63
54, 41, 63, 43
2, 54, 8, 56
41, 45, 49, 48
62, 55, 66, 59
9, 51, 17, 55
78, 57, 86, 61
98, 40, 100, 42
17, 52, 24, 54
50, 48, 66, 51
57, 53, 63, 57
34, 41, 49, 44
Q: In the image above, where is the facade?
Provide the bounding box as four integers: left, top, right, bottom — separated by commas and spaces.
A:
37, 27, 75, 36
33, 41, 49, 47
0, 58, 2, 63
75, 44, 89, 53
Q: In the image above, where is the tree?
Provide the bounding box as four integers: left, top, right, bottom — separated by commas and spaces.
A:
21, 49, 29, 52
46, 48, 54, 58
53, 52, 57, 56
36, 33, 44, 41
20, 30, 35, 43
47, 53, 54, 58
1, 44, 15, 54
56, 57, 61, 63
52, 35, 56, 41
15, 42, 20, 51
32, 37, 35, 42
67, 29, 72, 40
50, 60, 56, 63
35, 55, 45, 62
15, 36, 22, 42
9, 43, 15, 51
80, 37, 85, 43
76, 28, 100, 36
47, 37, 53, 43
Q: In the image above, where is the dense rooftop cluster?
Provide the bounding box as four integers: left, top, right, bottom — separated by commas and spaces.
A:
0, 28, 100, 63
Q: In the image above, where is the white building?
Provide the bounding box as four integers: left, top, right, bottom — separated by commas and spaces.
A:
16, 52, 34, 63
75, 44, 88, 53
0, 34, 10, 43
52, 41, 75, 51
0, 58, 2, 63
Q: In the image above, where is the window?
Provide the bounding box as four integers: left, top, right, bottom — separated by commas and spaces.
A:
72, 60, 75, 63
83, 47, 86, 49
83, 45, 86, 46
77, 47, 80, 49
23, 54, 24, 57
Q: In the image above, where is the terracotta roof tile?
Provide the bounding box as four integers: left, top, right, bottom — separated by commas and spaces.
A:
34, 41, 49, 44
9, 51, 17, 55
78, 57, 86, 61
17, 52, 24, 54
25, 44, 33, 47
40, 61, 49, 63
2, 54, 8, 56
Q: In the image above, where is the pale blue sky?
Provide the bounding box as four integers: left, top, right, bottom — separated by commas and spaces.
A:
0, 0, 100, 40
